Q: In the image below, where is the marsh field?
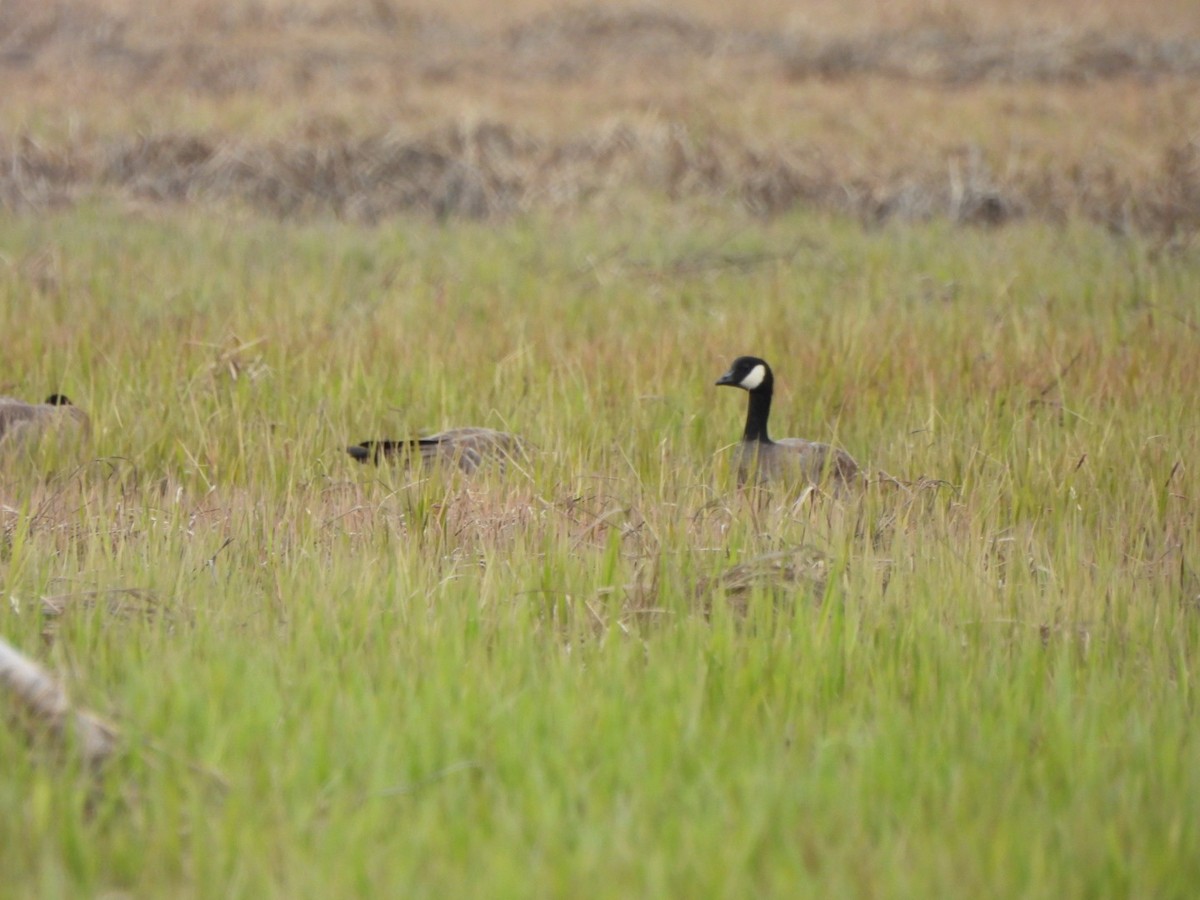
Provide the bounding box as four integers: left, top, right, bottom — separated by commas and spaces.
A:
1, 0, 1199, 896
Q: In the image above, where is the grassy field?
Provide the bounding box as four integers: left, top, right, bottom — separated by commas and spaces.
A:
2, 0, 1200, 896
2, 203, 1197, 897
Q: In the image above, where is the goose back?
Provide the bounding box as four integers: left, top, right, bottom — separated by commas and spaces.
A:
348, 427, 527, 474
0, 395, 91, 446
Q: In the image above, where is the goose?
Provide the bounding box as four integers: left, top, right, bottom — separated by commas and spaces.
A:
347, 427, 527, 475
0, 394, 91, 445
715, 356, 858, 488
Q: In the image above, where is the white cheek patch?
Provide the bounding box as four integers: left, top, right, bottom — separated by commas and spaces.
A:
739, 364, 766, 390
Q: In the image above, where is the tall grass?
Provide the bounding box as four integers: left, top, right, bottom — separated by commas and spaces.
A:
1, 202, 1198, 896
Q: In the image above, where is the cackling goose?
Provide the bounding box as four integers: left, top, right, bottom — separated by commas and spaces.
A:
715, 356, 858, 488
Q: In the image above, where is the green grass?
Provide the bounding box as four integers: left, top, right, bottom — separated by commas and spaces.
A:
1, 201, 1198, 897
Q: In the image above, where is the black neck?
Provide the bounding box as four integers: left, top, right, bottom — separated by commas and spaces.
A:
743, 388, 772, 443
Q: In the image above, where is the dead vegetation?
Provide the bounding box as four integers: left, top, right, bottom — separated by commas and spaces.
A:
1, 121, 1197, 236
0, 454, 925, 637
778, 27, 1200, 83
3, 2, 1199, 85
694, 547, 830, 614
0, 2, 1198, 234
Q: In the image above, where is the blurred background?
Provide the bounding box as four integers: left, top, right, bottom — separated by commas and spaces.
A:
1, 0, 1197, 236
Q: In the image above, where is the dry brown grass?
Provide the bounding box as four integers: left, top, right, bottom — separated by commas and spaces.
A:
1, 0, 1198, 233
14, 0, 1200, 36
2, 118, 1197, 235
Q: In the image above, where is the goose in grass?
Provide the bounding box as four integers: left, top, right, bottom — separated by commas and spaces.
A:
715, 356, 859, 488
0, 394, 91, 445
347, 427, 528, 475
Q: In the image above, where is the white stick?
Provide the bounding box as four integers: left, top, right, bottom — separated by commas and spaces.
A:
0, 635, 118, 767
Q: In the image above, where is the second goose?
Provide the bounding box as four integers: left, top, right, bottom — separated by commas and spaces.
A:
0, 394, 91, 446
347, 426, 527, 475
715, 356, 858, 488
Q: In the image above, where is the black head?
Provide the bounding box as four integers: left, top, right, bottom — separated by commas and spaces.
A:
715, 356, 773, 393
347, 442, 375, 463
44, 394, 73, 406
347, 440, 417, 464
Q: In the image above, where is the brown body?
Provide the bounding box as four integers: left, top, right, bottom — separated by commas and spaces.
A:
0, 395, 91, 446
347, 427, 527, 474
